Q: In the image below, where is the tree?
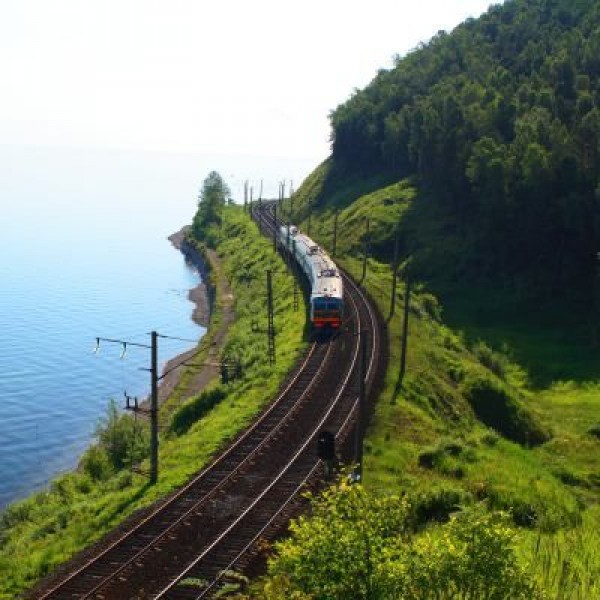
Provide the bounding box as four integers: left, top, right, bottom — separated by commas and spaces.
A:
193, 171, 231, 236
82, 399, 149, 476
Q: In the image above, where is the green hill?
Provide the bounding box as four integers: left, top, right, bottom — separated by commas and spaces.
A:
262, 0, 600, 596
297, 0, 600, 305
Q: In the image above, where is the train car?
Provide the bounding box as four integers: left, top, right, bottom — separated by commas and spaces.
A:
278, 225, 344, 329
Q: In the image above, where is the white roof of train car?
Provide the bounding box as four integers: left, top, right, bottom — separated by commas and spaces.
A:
280, 226, 343, 300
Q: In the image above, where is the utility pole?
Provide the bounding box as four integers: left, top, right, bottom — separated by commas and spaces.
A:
398, 278, 411, 388
259, 179, 263, 201
266, 270, 276, 365
95, 330, 230, 483
361, 218, 370, 284
284, 181, 289, 220
293, 278, 299, 312
94, 333, 159, 484
292, 239, 299, 311
332, 210, 339, 258
388, 229, 400, 321
353, 333, 367, 482
273, 203, 278, 253
594, 251, 600, 346
258, 197, 262, 232
278, 182, 284, 215
150, 331, 158, 484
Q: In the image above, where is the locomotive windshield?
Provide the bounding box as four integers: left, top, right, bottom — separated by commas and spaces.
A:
313, 298, 342, 311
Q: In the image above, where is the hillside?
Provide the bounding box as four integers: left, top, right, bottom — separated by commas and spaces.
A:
297, 0, 600, 306
256, 0, 600, 597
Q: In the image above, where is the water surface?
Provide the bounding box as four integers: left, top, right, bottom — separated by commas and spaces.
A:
0, 147, 202, 507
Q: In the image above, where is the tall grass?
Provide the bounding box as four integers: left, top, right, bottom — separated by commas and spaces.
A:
524, 510, 600, 599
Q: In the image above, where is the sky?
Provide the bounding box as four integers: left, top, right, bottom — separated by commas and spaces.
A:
1, 0, 498, 164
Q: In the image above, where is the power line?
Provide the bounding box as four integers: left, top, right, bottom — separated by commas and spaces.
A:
156, 333, 199, 344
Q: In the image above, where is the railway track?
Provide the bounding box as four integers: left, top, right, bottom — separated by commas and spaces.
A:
30, 204, 386, 599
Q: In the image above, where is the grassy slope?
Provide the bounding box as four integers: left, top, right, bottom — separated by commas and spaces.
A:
284, 162, 600, 595
0, 206, 306, 599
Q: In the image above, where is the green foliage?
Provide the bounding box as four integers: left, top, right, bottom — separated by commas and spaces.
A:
80, 445, 113, 481
262, 483, 539, 599
461, 369, 550, 446
78, 399, 149, 479
524, 510, 600, 599
408, 485, 469, 525
170, 386, 227, 435
471, 340, 509, 379
292, 164, 595, 581
327, 0, 600, 299
192, 171, 231, 241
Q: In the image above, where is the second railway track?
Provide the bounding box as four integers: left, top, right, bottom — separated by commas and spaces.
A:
31, 203, 387, 600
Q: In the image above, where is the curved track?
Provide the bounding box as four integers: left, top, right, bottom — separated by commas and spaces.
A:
30, 203, 386, 600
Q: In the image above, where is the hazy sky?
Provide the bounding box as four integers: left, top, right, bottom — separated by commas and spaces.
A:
1, 1, 497, 163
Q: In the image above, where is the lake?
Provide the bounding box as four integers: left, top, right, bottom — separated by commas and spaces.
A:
0, 144, 313, 508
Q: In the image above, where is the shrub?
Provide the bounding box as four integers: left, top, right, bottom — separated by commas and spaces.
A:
262, 483, 540, 599
472, 340, 509, 379
80, 445, 112, 481
461, 371, 550, 446
419, 292, 442, 321
93, 399, 149, 471
404, 506, 541, 599
588, 424, 600, 439
408, 486, 467, 527
170, 386, 227, 435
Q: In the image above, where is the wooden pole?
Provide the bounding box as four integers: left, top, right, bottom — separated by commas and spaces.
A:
388, 230, 400, 320
399, 278, 411, 386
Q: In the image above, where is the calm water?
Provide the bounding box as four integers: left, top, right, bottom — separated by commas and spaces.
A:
0, 144, 313, 509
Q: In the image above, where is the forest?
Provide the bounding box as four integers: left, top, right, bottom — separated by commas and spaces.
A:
327, 0, 600, 301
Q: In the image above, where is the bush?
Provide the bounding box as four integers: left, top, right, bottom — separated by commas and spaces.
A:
170, 386, 227, 435
404, 506, 541, 599
472, 340, 509, 379
75, 399, 152, 481
80, 445, 113, 481
408, 486, 467, 527
419, 292, 442, 321
261, 483, 540, 599
588, 424, 600, 439
461, 371, 550, 446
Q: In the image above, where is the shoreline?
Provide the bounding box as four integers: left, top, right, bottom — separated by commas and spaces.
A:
153, 227, 213, 405
156, 226, 234, 407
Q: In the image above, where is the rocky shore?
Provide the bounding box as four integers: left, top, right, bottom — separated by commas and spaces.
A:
168, 226, 213, 327
154, 227, 233, 405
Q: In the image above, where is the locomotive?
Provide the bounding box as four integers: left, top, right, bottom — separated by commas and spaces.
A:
278, 225, 344, 329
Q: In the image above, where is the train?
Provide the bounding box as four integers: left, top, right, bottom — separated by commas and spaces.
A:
278, 224, 344, 329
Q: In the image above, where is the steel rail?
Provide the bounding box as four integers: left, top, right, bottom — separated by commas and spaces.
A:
81, 347, 337, 600
35, 201, 383, 600
192, 271, 382, 599
198, 270, 381, 598
156, 276, 367, 599
36, 339, 330, 598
